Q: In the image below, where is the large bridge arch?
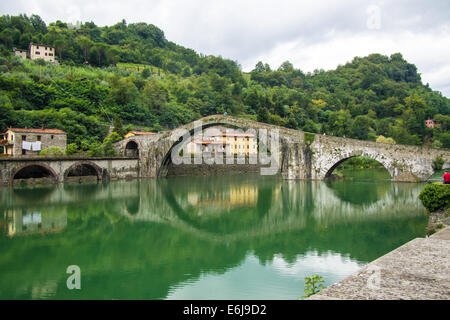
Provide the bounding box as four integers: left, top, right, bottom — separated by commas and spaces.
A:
10, 162, 59, 185
63, 161, 108, 182
154, 116, 287, 178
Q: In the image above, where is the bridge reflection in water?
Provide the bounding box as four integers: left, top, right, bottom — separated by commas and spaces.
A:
0, 174, 427, 299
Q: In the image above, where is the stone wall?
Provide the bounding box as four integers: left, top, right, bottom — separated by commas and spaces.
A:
166, 161, 267, 177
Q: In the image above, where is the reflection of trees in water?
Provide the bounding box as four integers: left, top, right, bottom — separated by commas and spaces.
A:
325, 180, 391, 205
0, 196, 427, 299
125, 197, 140, 215
325, 168, 392, 205
0, 176, 429, 299
63, 182, 103, 200
160, 175, 280, 235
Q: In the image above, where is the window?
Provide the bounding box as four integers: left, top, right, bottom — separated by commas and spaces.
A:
37, 136, 41, 141
51, 135, 54, 139
11, 135, 13, 141
36, 51, 40, 55
36, 45, 39, 49
45, 53, 47, 56
22, 135, 26, 141
22, 149, 26, 155
49, 53, 53, 56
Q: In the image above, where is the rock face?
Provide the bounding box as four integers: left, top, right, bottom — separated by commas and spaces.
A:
392, 172, 421, 183
114, 115, 450, 181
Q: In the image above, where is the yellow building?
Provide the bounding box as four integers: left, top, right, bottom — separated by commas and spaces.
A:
211, 132, 257, 155
187, 184, 258, 209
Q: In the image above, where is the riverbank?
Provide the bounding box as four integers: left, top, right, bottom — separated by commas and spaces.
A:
427, 208, 450, 236
308, 226, 450, 300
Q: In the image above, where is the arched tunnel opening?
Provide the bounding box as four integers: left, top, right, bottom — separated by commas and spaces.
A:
13, 165, 57, 184
125, 141, 139, 157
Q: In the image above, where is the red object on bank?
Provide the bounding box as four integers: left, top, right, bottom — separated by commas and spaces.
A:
443, 173, 450, 183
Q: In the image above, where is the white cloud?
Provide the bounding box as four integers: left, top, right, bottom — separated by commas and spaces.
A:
271, 251, 363, 277
250, 28, 450, 96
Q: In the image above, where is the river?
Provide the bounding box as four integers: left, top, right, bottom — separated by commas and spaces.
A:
0, 169, 428, 299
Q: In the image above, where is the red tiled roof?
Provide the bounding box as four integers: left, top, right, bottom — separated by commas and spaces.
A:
191, 140, 230, 145
211, 132, 256, 137
5, 128, 66, 134
133, 131, 156, 135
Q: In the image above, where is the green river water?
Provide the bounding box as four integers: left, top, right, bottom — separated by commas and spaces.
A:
0, 169, 428, 299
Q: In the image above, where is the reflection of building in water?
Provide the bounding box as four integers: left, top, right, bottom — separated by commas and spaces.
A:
4, 209, 67, 237
187, 184, 258, 208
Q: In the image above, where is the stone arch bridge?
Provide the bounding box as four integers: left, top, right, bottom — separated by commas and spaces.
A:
0, 157, 139, 185
114, 115, 450, 182
1, 116, 448, 185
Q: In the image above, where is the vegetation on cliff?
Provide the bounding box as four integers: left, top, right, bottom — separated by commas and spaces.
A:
0, 14, 449, 153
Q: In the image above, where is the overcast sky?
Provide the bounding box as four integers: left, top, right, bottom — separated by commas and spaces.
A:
1, 0, 450, 97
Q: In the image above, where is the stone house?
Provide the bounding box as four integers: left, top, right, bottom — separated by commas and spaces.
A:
13, 48, 27, 59
29, 43, 56, 63
1, 128, 67, 157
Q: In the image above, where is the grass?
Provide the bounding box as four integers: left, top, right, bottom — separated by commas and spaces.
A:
116, 62, 164, 75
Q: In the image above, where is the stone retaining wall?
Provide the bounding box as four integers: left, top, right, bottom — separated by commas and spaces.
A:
166, 162, 268, 177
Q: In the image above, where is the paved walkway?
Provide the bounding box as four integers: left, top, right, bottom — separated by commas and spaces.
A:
309, 227, 450, 300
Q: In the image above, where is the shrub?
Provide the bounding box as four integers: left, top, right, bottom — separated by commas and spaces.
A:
376, 135, 396, 144
301, 275, 325, 299
40, 146, 64, 157
87, 141, 104, 157
432, 155, 444, 172
66, 143, 79, 156
419, 184, 450, 212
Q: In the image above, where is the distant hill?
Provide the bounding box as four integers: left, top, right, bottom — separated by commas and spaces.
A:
0, 14, 449, 155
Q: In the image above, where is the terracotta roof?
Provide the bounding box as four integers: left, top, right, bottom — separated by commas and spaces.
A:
132, 131, 156, 135
211, 132, 256, 138
191, 140, 230, 145
5, 128, 66, 134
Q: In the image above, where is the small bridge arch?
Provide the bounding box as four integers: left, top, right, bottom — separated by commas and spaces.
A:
10, 162, 58, 185
64, 161, 108, 182
125, 140, 140, 157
